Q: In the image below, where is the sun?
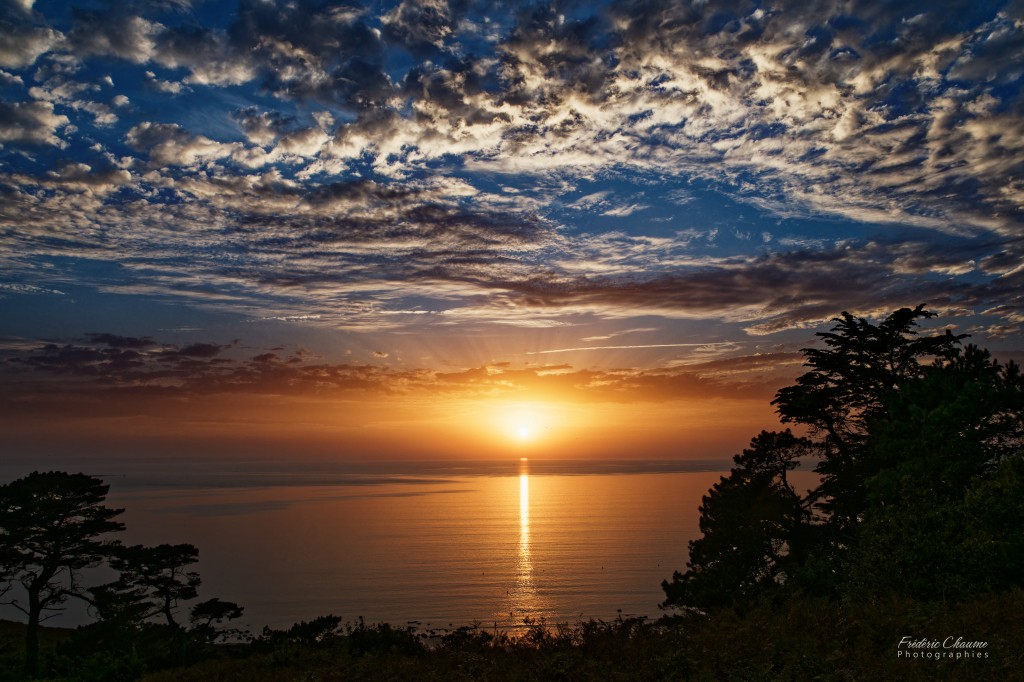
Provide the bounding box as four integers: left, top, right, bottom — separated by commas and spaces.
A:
498, 403, 548, 445
479, 400, 567, 449
515, 423, 534, 441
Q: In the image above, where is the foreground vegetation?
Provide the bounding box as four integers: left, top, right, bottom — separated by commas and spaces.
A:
2, 591, 1022, 681
3, 304, 1022, 679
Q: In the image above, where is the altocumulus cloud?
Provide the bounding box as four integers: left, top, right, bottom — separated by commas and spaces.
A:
0, 0, 1021, 340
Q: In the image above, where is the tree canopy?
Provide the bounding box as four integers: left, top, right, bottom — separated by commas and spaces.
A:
662, 430, 810, 611
0, 472, 245, 677
0, 471, 125, 677
664, 305, 1024, 612
95, 543, 202, 629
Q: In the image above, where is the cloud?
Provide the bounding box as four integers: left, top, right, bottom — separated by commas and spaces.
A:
580, 327, 659, 342
2, 333, 801, 411
126, 122, 239, 166
602, 203, 648, 217
482, 238, 1006, 333
381, 0, 458, 55
526, 342, 730, 356
144, 70, 187, 94
0, 282, 65, 296
232, 107, 297, 146
220, 0, 390, 106
86, 333, 155, 349
0, 69, 23, 86
152, 23, 257, 86
0, 100, 69, 146
0, 20, 59, 69
0, 137, 1018, 337
18, 1, 1018, 236
42, 163, 133, 191
0, 0, 1021, 344
67, 12, 160, 64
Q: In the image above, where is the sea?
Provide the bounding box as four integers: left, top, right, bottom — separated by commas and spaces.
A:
1, 458, 746, 633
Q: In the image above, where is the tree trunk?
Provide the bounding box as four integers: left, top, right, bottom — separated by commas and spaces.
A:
25, 564, 58, 679
164, 595, 179, 628
25, 587, 40, 678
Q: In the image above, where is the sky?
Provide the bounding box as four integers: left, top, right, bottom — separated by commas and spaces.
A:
1, 0, 1023, 464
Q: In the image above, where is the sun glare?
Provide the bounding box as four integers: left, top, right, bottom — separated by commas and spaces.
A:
497, 403, 550, 445
468, 398, 605, 451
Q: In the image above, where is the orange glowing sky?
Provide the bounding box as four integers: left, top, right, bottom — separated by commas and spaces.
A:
2, 0, 1022, 466
1, 339, 790, 461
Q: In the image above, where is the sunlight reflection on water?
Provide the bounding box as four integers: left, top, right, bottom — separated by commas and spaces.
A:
2, 459, 795, 632
508, 461, 545, 623
127, 468, 737, 631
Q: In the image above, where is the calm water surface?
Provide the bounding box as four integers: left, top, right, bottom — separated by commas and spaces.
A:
9, 459, 733, 631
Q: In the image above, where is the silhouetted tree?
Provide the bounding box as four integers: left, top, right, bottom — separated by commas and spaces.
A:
190, 598, 245, 643
87, 576, 151, 631
864, 345, 1023, 494
773, 304, 965, 535
662, 430, 812, 611
664, 305, 979, 611
259, 614, 343, 649
94, 543, 202, 629
846, 346, 1024, 598
0, 471, 124, 677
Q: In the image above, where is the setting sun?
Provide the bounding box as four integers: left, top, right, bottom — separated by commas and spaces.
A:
494, 403, 552, 445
